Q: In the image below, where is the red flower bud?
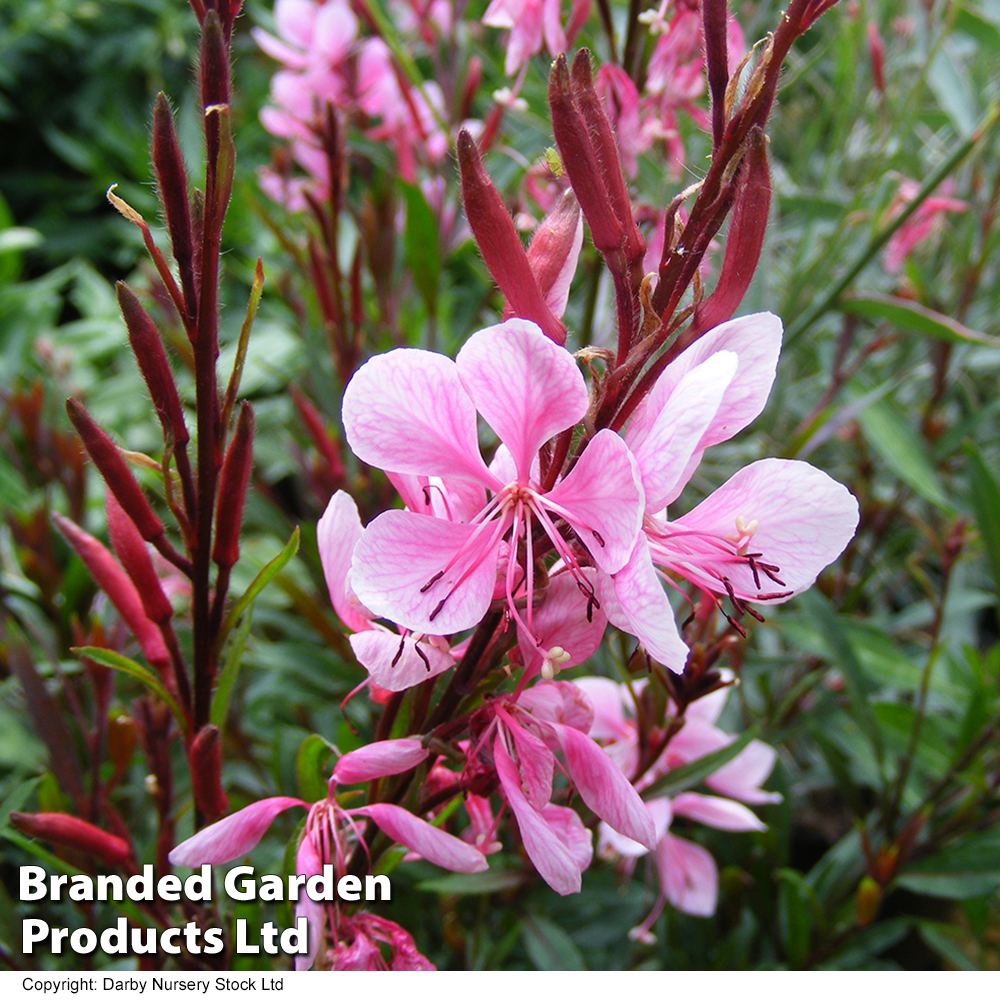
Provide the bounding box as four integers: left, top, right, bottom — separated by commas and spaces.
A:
692, 127, 771, 335
867, 21, 885, 94
65, 398, 164, 544
189, 724, 229, 821
212, 402, 254, 569
11, 812, 132, 867
200, 9, 230, 111
152, 95, 197, 319
52, 512, 171, 671
290, 385, 345, 481
117, 283, 189, 448
523, 191, 583, 320
106, 493, 174, 626
457, 130, 567, 345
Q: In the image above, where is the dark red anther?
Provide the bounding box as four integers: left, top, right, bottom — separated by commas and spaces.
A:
66, 399, 164, 544
11, 811, 132, 867
189, 724, 229, 821
117, 283, 189, 448
457, 130, 567, 345
212, 401, 254, 570
152, 95, 197, 319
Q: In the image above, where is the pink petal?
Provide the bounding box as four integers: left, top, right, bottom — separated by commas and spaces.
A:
275, 0, 317, 48
494, 736, 589, 895
517, 570, 607, 676
603, 537, 689, 671
598, 798, 671, 857
357, 803, 489, 873
499, 713, 555, 811
706, 740, 782, 804
671, 792, 766, 831
312, 0, 357, 63
544, 430, 644, 573
630, 313, 782, 468
572, 677, 630, 741
517, 680, 594, 734
527, 192, 583, 319
456, 319, 587, 482
656, 833, 718, 917
295, 833, 325, 971
673, 458, 860, 601
539, 804, 593, 871
624, 351, 738, 512
317, 491, 373, 634
333, 739, 430, 784
343, 348, 497, 486
542, 0, 567, 56
349, 631, 453, 692
252, 28, 311, 69
168, 797, 307, 866
554, 723, 657, 849
351, 509, 504, 633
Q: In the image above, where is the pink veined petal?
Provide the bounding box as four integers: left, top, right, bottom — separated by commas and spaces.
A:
606, 537, 690, 671
517, 570, 607, 676
554, 723, 657, 850
351, 509, 504, 634
312, 0, 358, 63
628, 313, 783, 473
542, 0, 568, 57
168, 797, 308, 867
349, 631, 454, 692
333, 739, 430, 784
356, 803, 489, 873
499, 713, 555, 811
683, 676, 732, 725
624, 351, 738, 512
482, 0, 516, 29
517, 680, 594, 734
494, 736, 589, 895
456, 319, 588, 482
252, 28, 311, 69
656, 832, 719, 917
545, 430, 644, 573
294, 832, 325, 971
539, 804, 593, 871
706, 740, 782, 804
317, 491, 373, 634
343, 349, 497, 487
572, 677, 630, 742
598, 798, 671, 857
672, 458, 860, 601
671, 792, 766, 832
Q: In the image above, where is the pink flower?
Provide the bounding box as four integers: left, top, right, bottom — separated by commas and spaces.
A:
483, 0, 568, 76
884, 178, 968, 274
342, 318, 644, 664
170, 739, 486, 969
575, 676, 777, 930
601, 313, 859, 671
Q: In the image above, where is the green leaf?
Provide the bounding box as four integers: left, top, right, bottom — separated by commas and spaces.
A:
417, 868, 526, 895
400, 181, 441, 316
963, 442, 1000, 620
217, 527, 300, 651
928, 43, 978, 137
73, 646, 187, 734
296, 734, 334, 804
521, 913, 586, 971
818, 918, 912, 969
641, 727, 758, 800
0, 776, 41, 828
777, 869, 813, 967
916, 921, 979, 970
895, 830, 1000, 899
857, 397, 952, 511
840, 295, 1000, 347
210, 609, 253, 731
806, 826, 867, 908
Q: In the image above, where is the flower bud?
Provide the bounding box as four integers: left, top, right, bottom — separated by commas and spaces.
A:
106, 493, 173, 625
524, 191, 583, 321
457, 130, 567, 345
11, 811, 132, 867
107, 714, 139, 774
65, 398, 164, 544
52, 511, 171, 672
867, 21, 885, 94
200, 9, 230, 111
855, 876, 882, 926
212, 401, 254, 569
189, 724, 229, 821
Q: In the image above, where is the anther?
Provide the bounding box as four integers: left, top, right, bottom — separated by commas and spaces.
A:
420, 570, 445, 594
592, 530, 606, 547
391, 635, 406, 668
429, 598, 447, 622
415, 644, 431, 672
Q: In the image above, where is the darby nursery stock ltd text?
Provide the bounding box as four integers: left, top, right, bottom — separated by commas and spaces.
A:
19, 864, 391, 958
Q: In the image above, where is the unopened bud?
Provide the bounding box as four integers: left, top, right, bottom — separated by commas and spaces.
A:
867, 21, 885, 93
200, 10, 230, 111
65, 399, 164, 543
212, 402, 254, 569
855, 876, 882, 926
11, 812, 132, 867
189, 724, 229, 821
525, 192, 583, 321
107, 714, 139, 774
106, 493, 173, 625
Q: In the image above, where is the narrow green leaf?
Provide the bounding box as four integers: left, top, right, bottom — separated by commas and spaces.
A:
73, 646, 187, 734
417, 869, 526, 895
400, 181, 441, 316
916, 921, 979, 970
963, 442, 1000, 619
296, 734, 334, 803
896, 830, 1000, 900
641, 727, 758, 800
210, 610, 253, 730
522, 913, 586, 971
857, 397, 952, 511
0, 776, 41, 828
840, 295, 1000, 347
217, 527, 300, 650
777, 870, 812, 967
